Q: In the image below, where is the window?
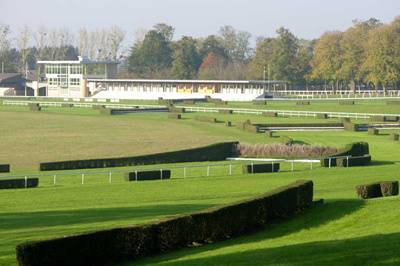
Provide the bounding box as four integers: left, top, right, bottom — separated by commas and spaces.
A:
69, 78, 80, 86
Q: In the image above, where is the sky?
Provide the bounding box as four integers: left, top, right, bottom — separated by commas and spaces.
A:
1, 0, 399, 46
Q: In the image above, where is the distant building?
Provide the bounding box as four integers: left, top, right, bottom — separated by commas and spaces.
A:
34, 57, 286, 101
0, 73, 28, 96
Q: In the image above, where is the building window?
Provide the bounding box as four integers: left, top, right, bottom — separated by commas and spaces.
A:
69, 78, 80, 86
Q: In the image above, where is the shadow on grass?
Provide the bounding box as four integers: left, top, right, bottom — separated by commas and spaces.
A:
369, 160, 396, 166
0, 203, 211, 231
150, 232, 400, 266
130, 199, 366, 265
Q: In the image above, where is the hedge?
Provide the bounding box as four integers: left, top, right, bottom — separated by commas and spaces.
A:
0, 164, 10, 173
386, 101, 400, 105
339, 100, 355, 105
321, 142, 370, 167
368, 128, 379, 135
242, 163, 280, 173
168, 113, 181, 119
316, 113, 328, 119
195, 116, 217, 123
341, 117, 351, 123
61, 103, 74, 108
16, 180, 313, 266
0, 178, 39, 189
391, 133, 399, 141
237, 121, 259, 133
296, 101, 310, 105
226, 121, 232, 127
371, 116, 399, 122
343, 121, 359, 131
336, 154, 371, 167
92, 105, 105, 110
124, 170, 171, 181
169, 107, 186, 113
218, 109, 233, 114
28, 103, 41, 111
182, 100, 195, 105
40, 142, 238, 171
263, 112, 277, 117
356, 181, 399, 199
253, 100, 267, 105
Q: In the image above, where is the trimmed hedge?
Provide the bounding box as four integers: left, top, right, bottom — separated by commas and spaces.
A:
195, 116, 217, 123
316, 113, 328, 119
92, 105, 105, 110
124, 170, 171, 181
16, 180, 313, 266
356, 181, 399, 199
61, 103, 74, 108
341, 117, 351, 123
356, 183, 382, 199
391, 133, 399, 141
182, 100, 195, 105
253, 100, 267, 105
218, 109, 233, 114
296, 101, 310, 105
242, 163, 280, 173
263, 111, 278, 117
0, 178, 39, 189
168, 113, 181, 119
368, 128, 379, 135
380, 181, 399, 197
40, 142, 238, 171
336, 154, 371, 167
371, 116, 399, 122
28, 103, 41, 111
226, 121, 232, 127
237, 121, 259, 133
169, 107, 186, 113
343, 121, 359, 131
321, 142, 370, 167
0, 164, 10, 173
386, 101, 400, 105
339, 100, 355, 105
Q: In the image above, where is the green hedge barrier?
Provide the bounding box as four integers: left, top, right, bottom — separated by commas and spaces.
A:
336, 154, 371, 167
391, 133, 399, 141
40, 142, 238, 171
368, 128, 379, 135
168, 113, 181, 119
371, 116, 399, 122
0, 178, 39, 189
356, 181, 399, 199
263, 112, 277, 117
242, 163, 280, 173
61, 103, 74, 108
386, 101, 400, 105
296, 101, 310, 105
316, 113, 328, 119
253, 100, 267, 105
169, 107, 186, 113
343, 121, 360, 131
218, 109, 233, 114
124, 170, 171, 181
0, 164, 10, 173
28, 103, 41, 111
321, 142, 370, 167
16, 180, 313, 266
195, 116, 217, 123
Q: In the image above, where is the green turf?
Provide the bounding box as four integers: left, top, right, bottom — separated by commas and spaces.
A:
0, 104, 400, 265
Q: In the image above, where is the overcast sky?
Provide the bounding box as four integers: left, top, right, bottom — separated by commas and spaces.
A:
1, 0, 399, 46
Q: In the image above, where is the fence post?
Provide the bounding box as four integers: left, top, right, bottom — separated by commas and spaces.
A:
160, 169, 163, 180
329, 158, 332, 168
53, 174, 56, 186
291, 161, 294, 171
135, 170, 138, 181
346, 156, 349, 167
109, 172, 112, 183
207, 165, 210, 177
24, 176, 27, 188
229, 164, 232, 175
251, 163, 254, 173
81, 173, 84, 185
183, 167, 186, 178
310, 161, 313, 170
272, 162, 274, 172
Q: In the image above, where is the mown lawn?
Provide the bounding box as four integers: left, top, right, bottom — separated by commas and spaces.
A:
0, 104, 399, 265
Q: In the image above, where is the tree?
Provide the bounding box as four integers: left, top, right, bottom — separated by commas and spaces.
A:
219, 25, 252, 62
0, 23, 17, 72
362, 22, 400, 91
17, 25, 31, 72
108, 25, 125, 60
198, 35, 227, 60
248, 37, 275, 80
153, 23, 175, 42
127, 30, 172, 77
171, 36, 200, 79
311, 31, 343, 90
198, 52, 225, 79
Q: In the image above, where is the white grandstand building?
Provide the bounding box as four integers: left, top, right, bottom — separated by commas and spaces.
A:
35, 58, 285, 101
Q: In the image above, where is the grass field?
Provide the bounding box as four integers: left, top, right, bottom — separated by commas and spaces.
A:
0, 102, 400, 265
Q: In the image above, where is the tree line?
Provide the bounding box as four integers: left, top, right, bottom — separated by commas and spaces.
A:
0, 17, 399, 90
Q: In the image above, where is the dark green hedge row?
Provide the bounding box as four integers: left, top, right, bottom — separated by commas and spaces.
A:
371, 116, 399, 122
40, 142, 238, 171
253, 100, 267, 105
168, 113, 181, 119
391, 133, 399, 141
242, 163, 280, 173
343, 121, 360, 131
386, 101, 400, 105
125, 170, 171, 181
169, 107, 186, 113
356, 181, 398, 199
339, 100, 355, 105
336, 154, 371, 167
0, 164, 10, 173
16, 180, 313, 266
321, 142, 370, 167
316, 113, 328, 119
0, 178, 38, 189
368, 128, 379, 135
218, 109, 233, 114
296, 101, 310, 105
263, 112, 277, 117
237, 120, 259, 133
28, 103, 41, 111
61, 103, 74, 108
195, 116, 217, 123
